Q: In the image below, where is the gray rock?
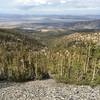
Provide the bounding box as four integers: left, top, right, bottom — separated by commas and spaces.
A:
0, 79, 100, 100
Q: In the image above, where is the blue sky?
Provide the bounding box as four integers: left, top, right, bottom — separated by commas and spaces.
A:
0, 0, 100, 15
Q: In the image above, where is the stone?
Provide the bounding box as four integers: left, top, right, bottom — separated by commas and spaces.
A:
0, 79, 99, 100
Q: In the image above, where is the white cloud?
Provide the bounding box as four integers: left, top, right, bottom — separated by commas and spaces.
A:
60, 0, 66, 4
16, 0, 62, 5
16, 0, 48, 5
17, 0, 32, 4
14, 0, 100, 14
0, 0, 100, 14
34, 0, 47, 4
15, 0, 100, 8
47, 2, 53, 5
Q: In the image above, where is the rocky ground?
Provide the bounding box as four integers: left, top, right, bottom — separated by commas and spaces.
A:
0, 79, 100, 100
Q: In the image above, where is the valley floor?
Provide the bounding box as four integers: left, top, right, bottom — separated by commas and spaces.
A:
0, 79, 100, 100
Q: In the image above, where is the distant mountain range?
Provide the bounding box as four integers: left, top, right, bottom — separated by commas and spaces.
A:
0, 14, 100, 31
0, 14, 100, 22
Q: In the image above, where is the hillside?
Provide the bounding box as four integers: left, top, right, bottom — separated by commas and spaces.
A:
0, 28, 44, 48
54, 32, 100, 47
0, 29, 45, 81
0, 28, 99, 86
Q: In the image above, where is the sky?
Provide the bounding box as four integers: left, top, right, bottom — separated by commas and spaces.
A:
0, 0, 100, 15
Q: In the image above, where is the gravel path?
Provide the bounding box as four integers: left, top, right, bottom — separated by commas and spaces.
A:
0, 79, 100, 100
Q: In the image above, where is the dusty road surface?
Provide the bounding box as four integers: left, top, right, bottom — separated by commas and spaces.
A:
0, 79, 100, 100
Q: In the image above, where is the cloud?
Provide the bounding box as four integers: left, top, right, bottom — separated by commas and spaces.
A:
15, 0, 100, 9
60, 0, 67, 4
16, 0, 52, 5
0, 0, 100, 14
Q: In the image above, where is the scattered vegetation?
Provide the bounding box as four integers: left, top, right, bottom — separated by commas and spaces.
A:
0, 29, 100, 86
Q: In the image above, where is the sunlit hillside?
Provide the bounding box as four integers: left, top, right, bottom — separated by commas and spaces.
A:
0, 28, 99, 86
